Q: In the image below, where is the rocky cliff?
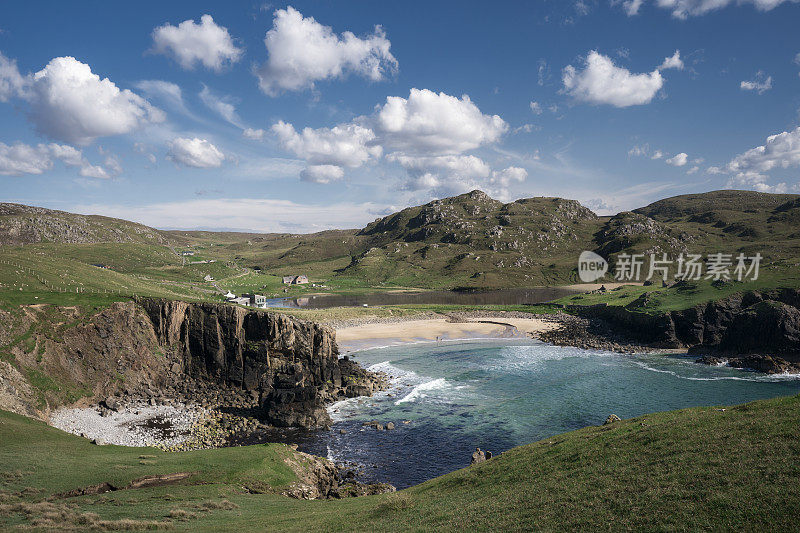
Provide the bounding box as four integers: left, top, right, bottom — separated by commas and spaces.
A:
0, 299, 384, 428
139, 298, 383, 428
570, 288, 800, 373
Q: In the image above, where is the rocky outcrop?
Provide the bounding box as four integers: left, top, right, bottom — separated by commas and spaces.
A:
139, 298, 386, 428
569, 288, 800, 373
281, 447, 396, 500
1, 299, 385, 429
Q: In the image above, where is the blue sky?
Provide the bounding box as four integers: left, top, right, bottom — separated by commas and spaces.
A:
1, 0, 799, 232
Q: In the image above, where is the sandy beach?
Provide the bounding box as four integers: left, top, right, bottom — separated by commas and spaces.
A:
336, 315, 559, 352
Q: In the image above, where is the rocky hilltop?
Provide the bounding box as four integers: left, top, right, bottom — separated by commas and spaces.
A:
0, 203, 173, 245
0, 299, 384, 428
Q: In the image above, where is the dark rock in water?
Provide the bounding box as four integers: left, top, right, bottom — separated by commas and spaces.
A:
695, 355, 723, 366
362, 420, 385, 431
485, 451, 493, 460
697, 353, 797, 374
471, 447, 486, 465
604, 414, 621, 425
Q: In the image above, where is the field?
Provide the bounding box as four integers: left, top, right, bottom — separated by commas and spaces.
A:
2, 394, 800, 531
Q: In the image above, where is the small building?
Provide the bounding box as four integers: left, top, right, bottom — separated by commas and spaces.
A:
282, 276, 295, 284
229, 296, 251, 306
282, 275, 309, 285
203, 274, 214, 282
244, 293, 267, 308
181, 251, 195, 256
224, 291, 236, 300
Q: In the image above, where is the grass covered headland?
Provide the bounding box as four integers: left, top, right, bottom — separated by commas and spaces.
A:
2, 394, 799, 531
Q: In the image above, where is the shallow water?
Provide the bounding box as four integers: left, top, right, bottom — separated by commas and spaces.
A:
297, 339, 800, 489
265, 287, 578, 308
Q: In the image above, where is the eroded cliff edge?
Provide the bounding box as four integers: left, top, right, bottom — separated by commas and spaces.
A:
0, 298, 385, 428
138, 298, 383, 428
560, 287, 800, 373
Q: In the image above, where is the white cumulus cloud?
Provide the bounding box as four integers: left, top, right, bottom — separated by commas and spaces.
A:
26, 57, 164, 145
724, 127, 800, 180
0, 51, 26, 102
272, 120, 381, 169
666, 152, 688, 166
490, 166, 528, 187
388, 154, 492, 181
620, 0, 646, 15
0, 142, 56, 175
269, 88, 510, 194
242, 128, 266, 140
0, 141, 116, 178
562, 51, 666, 107
150, 14, 243, 72
618, 0, 798, 18
740, 71, 772, 94
256, 6, 397, 96
530, 101, 543, 114
300, 164, 345, 183
374, 88, 507, 154
167, 137, 225, 168
659, 50, 684, 70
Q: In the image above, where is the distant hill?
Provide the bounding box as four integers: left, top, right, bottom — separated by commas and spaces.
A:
2, 189, 798, 289
0, 203, 174, 245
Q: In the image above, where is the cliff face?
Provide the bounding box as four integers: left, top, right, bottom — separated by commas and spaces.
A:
571, 288, 800, 372
0, 299, 382, 428
139, 299, 381, 428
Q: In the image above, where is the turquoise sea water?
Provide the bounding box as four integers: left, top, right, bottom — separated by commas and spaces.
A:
301, 339, 800, 489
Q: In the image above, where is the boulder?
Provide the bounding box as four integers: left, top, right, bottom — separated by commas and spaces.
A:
604, 414, 621, 425
471, 448, 486, 465
101, 397, 119, 411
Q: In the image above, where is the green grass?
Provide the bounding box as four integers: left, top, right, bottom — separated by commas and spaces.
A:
3, 394, 800, 531
555, 263, 800, 314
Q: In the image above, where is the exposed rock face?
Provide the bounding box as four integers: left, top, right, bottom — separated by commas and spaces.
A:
139, 299, 385, 428
281, 448, 396, 500
0, 299, 384, 429
570, 288, 800, 373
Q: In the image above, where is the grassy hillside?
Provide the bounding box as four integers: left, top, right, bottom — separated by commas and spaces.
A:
2, 394, 800, 530
2, 189, 799, 299
0, 203, 175, 246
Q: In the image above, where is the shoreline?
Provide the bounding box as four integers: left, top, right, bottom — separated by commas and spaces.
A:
335, 312, 561, 353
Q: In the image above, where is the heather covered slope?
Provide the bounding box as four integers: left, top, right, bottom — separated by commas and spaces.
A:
2, 394, 800, 530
